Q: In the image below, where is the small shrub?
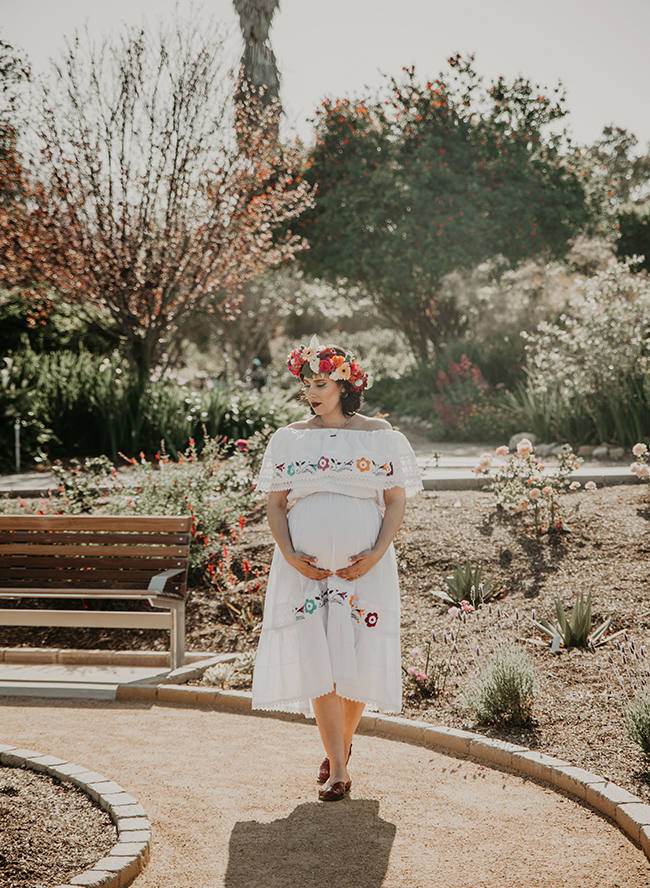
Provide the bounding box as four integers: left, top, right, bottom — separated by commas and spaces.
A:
433, 561, 495, 607
465, 648, 539, 726
624, 693, 650, 759
475, 438, 582, 534
203, 651, 256, 689
402, 638, 453, 702
630, 443, 650, 484
51, 456, 116, 513
531, 593, 623, 651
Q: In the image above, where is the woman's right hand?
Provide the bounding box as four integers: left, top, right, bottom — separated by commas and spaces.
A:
285, 551, 332, 580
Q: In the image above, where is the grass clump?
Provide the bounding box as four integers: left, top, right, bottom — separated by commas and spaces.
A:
624, 693, 650, 759
465, 648, 539, 726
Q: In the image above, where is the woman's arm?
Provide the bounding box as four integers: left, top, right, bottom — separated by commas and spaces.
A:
336, 485, 407, 580
267, 491, 332, 580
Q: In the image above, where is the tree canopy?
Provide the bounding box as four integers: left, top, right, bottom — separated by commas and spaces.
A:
297, 57, 589, 360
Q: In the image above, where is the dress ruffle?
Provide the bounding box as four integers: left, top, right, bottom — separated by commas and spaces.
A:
255, 427, 423, 500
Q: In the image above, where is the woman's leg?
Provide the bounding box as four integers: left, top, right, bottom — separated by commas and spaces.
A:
312, 691, 365, 786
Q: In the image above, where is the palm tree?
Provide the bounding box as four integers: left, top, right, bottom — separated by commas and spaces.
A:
233, 0, 281, 117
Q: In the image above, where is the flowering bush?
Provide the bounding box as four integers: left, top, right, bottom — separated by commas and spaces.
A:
402, 636, 455, 702
515, 259, 650, 446
465, 648, 539, 726
475, 438, 583, 534
630, 442, 650, 484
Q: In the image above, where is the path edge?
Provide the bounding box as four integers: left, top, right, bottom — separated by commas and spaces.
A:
0, 743, 151, 888
117, 683, 650, 860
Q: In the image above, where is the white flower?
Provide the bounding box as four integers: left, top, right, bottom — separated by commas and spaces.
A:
632, 443, 648, 457
569, 480, 581, 490
585, 481, 597, 490
529, 488, 541, 499
495, 445, 509, 456
638, 465, 650, 479
517, 438, 534, 457
478, 453, 493, 468
541, 486, 553, 495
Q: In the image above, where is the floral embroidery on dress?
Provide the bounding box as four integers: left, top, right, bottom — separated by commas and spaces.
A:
275, 455, 392, 480
293, 587, 376, 626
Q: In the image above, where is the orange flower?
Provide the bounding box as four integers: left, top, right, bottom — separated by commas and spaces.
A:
357, 457, 371, 472
332, 355, 345, 368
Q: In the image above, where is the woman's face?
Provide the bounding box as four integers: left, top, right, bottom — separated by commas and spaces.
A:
302, 376, 344, 419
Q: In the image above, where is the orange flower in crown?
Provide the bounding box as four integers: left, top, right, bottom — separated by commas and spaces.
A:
286, 335, 372, 391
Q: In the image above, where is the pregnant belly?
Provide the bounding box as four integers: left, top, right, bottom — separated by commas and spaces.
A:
288, 492, 382, 572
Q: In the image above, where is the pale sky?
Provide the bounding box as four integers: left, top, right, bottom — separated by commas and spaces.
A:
3, 0, 650, 151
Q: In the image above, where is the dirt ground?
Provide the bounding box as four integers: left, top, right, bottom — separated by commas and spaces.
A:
2, 700, 650, 888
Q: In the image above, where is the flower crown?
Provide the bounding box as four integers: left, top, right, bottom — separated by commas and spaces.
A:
287, 335, 371, 391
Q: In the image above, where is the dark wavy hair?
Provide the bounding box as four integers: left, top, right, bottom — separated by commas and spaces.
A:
298, 345, 364, 417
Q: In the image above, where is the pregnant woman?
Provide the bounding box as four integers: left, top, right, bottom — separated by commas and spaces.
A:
252, 336, 422, 801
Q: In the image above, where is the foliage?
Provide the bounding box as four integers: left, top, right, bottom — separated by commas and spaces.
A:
617, 206, 650, 273
530, 593, 622, 650
623, 693, 650, 760
51, 456, 116, 514
630, 443, 650, 484
203, 650, 257, 689
475, 438, 583, 534
298, 56, 588, 361
433, 561, 495, 607
0, 345, 299, 465
465, 648, 539, 726
402, 639, 453, 702
1, 13, 313, 389
515, 259, 650, 447
110, 435, 262, 577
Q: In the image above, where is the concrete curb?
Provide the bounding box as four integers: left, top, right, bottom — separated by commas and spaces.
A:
0, 743, 151, 888
118, 685, 650, 860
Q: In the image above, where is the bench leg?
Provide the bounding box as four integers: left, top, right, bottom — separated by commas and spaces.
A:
169, 600, 185, 670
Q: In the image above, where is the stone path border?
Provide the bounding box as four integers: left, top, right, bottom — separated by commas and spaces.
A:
0, 743, 151, 888
117, 682, 650, 860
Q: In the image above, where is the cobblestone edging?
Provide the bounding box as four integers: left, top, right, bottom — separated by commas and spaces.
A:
0, 743, 151, 888
0, 648, 216, 666
117, 683, 650, 861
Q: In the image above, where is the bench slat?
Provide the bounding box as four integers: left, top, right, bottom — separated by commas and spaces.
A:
0, 544, 189, 558
0, 568, 184, 583
0, 532, 191, 545
0, 609, 172, 629
0, 555, 187, 570
0, 516, 192, 531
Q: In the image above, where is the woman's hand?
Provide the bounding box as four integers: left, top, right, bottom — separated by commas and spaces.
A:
286, 551, 332, 580
336, 549, 381, 581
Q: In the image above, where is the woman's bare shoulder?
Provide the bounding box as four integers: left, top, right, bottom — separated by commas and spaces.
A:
351, 414, 392, 431
286, 419, 317, 430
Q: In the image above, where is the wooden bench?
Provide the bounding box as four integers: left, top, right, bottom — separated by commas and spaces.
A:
0, 515, 191, 670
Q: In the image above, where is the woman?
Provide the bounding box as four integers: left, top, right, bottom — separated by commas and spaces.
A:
252, 336, 422, 801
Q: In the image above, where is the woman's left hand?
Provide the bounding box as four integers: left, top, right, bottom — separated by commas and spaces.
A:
336, 549, 381, 581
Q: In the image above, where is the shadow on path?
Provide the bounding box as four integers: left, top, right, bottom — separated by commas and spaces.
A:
225, 799, 396, 888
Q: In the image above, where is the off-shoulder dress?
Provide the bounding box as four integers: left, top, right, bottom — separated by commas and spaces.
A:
251, 426, 423, 717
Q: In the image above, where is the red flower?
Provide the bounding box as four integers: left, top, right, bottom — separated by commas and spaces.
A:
235, 438, 249, 452
319, 357, 335, 373
317, 457, 330, 470
365, 612, 378, 627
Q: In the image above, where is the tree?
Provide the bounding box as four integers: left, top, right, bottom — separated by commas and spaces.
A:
1, 15, 312, 386
233, 0, 281, 132
297, 57, 588, 361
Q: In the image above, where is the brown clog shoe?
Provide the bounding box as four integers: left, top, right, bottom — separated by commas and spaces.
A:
318, 779, 351, 802
317, 743, 352, 784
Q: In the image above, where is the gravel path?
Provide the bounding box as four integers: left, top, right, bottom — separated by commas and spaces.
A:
1, 697, 649, 888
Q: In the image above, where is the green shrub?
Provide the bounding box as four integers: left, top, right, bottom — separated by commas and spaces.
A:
433, 560, 496, 608
531, 593, 623, 651
624, 693, 650, 759
465, 648, 539, 726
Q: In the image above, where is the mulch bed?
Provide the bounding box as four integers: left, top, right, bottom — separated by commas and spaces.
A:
2, 484, 650, 807
0, 765, 116, 888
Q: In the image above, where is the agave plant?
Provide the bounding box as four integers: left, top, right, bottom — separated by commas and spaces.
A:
432, 560, 496, 607
531, 593, 624, 651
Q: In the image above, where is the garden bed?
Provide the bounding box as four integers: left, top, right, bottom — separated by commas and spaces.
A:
2, 485, 649, 803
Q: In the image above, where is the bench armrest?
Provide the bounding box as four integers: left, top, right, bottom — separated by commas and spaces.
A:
147, 567, 186, 595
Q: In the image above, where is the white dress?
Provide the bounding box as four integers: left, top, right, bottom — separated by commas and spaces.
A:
251, 427, 423, 717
